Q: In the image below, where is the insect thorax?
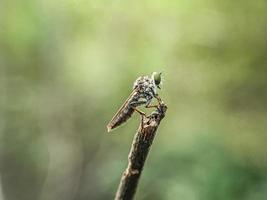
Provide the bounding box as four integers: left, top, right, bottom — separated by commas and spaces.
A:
133, 76, 156, 100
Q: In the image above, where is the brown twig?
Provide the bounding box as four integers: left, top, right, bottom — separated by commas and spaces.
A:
114, 103, 167, 200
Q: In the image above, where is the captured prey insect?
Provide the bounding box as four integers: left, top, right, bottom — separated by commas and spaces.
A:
107, 72, 163, 132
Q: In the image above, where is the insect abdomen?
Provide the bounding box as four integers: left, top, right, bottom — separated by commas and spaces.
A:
107, 106, 135, 132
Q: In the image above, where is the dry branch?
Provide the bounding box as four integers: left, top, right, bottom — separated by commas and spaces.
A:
115, 103, 167, 200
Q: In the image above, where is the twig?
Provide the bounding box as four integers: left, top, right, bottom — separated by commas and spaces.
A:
114, 103, 167, 200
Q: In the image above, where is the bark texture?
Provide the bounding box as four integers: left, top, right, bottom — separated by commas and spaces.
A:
115, 103, 167, 200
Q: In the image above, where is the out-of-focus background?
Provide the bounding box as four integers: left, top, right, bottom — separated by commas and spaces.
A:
1, 0, 267, 200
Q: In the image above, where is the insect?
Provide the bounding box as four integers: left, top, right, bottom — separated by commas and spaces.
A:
107, 72, 163, 132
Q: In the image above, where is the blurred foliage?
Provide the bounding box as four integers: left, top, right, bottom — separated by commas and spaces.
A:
0, 0, 267, 200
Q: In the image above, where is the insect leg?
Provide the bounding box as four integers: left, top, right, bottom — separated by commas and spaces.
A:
142, 97, 158, 109
133, 107, 146, 116
133, 107, 146, 129
129, 100, 147, 129
129, 100, 147, 116
145, 99, 158, 109
146, 105, 158, 108
155, 94, 162, 104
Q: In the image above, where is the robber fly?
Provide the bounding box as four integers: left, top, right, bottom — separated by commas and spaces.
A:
107, 72, 163, 132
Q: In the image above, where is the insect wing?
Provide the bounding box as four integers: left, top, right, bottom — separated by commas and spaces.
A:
107, 89, 138, 132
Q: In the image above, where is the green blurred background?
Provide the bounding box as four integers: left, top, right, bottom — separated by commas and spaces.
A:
0, 0, 267, 200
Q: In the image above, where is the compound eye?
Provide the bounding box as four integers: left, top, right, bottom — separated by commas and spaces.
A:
154, 72, 162, 85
